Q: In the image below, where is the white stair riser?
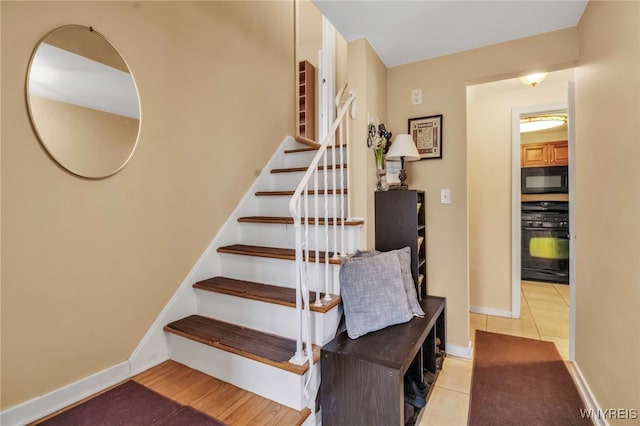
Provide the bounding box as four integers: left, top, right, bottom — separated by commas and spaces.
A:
282, 148, 347, 169
238, 222, 360, 253
166, 333, 315, 411
256, 194, 347, 217
218, 254, 342, 294
195, 290, 342, 345
266, 168, 348, 192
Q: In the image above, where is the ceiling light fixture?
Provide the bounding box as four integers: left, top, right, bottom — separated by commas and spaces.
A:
519, 72, 549, 87
520, 115, 567, 133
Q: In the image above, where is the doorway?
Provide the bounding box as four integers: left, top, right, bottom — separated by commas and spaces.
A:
466, 69, 576, 360
511, 102, 574, 361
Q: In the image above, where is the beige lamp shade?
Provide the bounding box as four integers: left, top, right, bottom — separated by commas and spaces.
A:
386, 134, 421, 161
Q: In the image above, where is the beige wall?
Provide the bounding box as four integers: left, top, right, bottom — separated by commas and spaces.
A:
1, 0, 294, 409
575, 1, 640, 419
346, 38, 387, 249
296, 0, 322, 68
467, 69, 573, 313
387, 28, 579, 348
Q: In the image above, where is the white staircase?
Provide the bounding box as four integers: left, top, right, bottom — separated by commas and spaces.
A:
137, 131, 363, 422
128, 89, 360, 423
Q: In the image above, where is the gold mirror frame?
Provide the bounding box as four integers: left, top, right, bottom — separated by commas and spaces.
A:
26, 25, 141, 179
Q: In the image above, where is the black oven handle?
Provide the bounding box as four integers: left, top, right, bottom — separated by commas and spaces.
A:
522, 227, 571, 238
522, 227, 568, 231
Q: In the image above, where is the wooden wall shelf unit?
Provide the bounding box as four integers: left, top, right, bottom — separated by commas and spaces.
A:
298, 60, 315, 141
375, 190, 427, 299
321, 296, 446, 426
521, 140, 568, 167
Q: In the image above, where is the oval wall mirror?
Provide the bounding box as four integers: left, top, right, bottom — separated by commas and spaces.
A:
26, 25, 141, 178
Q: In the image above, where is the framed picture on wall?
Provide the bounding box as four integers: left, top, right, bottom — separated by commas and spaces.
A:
408, 114, 443, 160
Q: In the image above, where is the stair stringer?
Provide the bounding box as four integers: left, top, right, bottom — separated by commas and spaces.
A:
127, 135, 301, 375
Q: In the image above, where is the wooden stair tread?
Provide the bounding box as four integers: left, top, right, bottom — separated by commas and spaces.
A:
193, 276, 341, 313
294, 135, 320, 148
217, 244, 345, 265
271, 164, 346, 174
238, 216, 363, 226
284, 144, 347, 154
255, 189, 347, 196
165, 315, 320, 375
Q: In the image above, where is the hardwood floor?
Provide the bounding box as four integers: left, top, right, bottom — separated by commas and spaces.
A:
33, 360, 310, 425
133, 360, 311, 425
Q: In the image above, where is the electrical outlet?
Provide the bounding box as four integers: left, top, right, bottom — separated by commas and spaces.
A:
441, 188, 451, 204
411, 89, 422, 105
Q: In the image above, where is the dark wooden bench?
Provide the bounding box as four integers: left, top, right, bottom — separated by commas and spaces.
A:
320, 295, 446, 425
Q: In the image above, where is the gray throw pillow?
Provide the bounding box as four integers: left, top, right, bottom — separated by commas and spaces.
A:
354, 247, 424, 317
354, 249, 381, 258
391, 247, 425, 317
340, 250, 412, 339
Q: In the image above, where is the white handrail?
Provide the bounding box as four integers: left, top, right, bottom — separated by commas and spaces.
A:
287, 89, 356, 388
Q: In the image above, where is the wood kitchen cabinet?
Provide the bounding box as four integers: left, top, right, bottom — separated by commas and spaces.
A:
521, 141, 568, 167
549, 141, 568, 165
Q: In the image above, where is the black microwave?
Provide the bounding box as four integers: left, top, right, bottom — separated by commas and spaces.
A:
521, 166, 569, 194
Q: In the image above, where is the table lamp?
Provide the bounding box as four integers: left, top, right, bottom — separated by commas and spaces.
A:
385, 134, 421, 189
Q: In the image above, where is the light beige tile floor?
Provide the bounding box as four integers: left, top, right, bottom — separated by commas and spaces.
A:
420, 281, 570, 426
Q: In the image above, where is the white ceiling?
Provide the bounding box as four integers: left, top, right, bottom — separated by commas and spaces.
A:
313, 0, 588, 67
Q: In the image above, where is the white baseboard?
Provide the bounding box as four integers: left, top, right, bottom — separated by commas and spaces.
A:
446, 341, 472, 359
470, 305, 513, 318
569, 362, 608, 426
0, 361, 131, 426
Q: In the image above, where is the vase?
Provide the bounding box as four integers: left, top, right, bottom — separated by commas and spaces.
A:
376, 168, 389, 191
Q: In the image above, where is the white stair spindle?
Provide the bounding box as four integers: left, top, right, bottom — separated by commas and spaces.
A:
331, 135, 338, 259
290, 202, 304, 364
314, 170, 321, 306
324, 149, 330, 300
339, 121, 346, 257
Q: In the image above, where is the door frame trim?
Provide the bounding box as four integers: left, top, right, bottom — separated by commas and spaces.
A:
318, 16, 336, 142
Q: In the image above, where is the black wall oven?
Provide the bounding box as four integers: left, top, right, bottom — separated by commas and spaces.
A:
521, 166, 569, 194
521, 201, 569, 284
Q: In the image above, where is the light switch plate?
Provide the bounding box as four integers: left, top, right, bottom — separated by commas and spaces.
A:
411, 89, 422, 105
441, 188, 451, 204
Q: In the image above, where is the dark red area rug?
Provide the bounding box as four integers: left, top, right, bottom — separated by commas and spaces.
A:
468, 330, 590, 426
39, 380, 226, 425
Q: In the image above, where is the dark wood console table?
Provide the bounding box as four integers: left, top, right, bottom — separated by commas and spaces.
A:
320, 296, 446, 425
